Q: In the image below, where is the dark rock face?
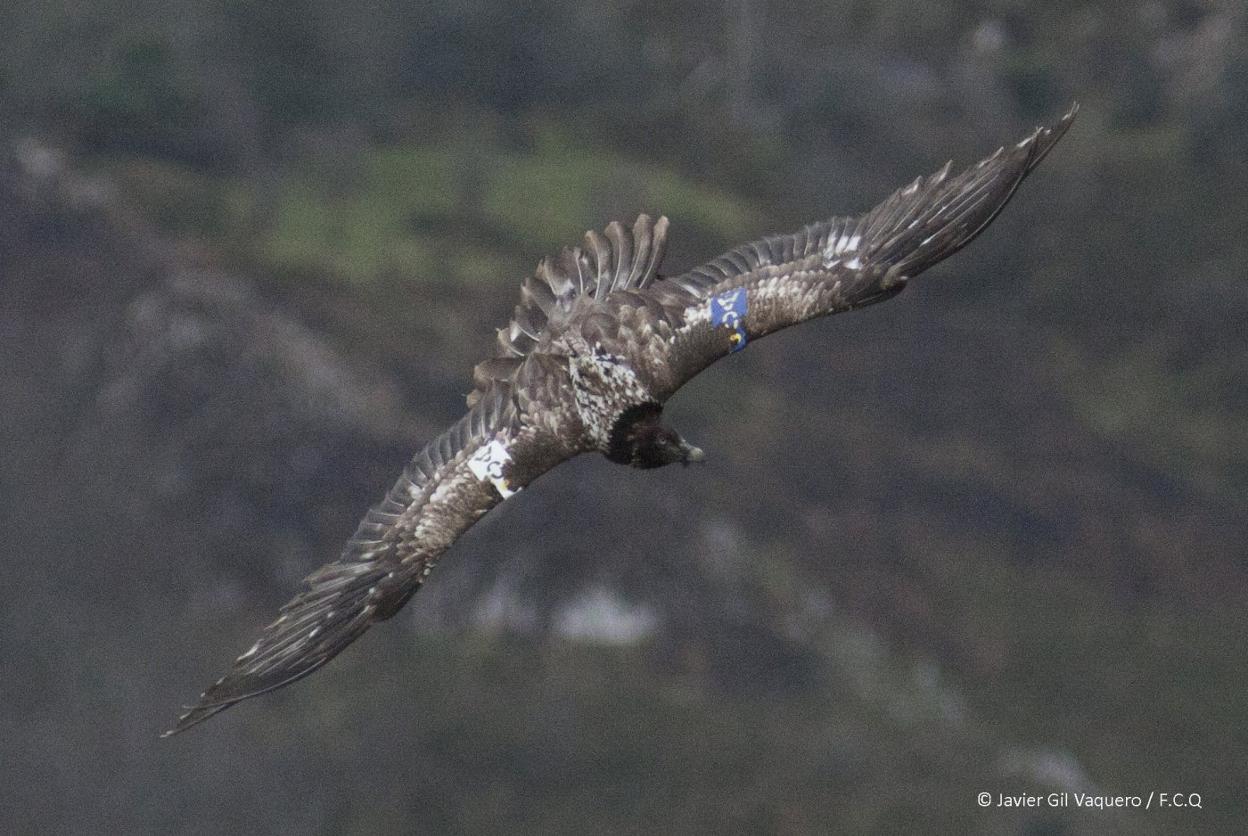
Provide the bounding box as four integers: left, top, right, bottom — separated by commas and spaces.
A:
0, 146, 418, 596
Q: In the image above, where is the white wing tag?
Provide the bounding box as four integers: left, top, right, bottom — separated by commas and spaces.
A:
467, 438, 519, 498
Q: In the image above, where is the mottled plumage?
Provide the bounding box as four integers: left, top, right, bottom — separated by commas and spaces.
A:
166, 106, 1076, 735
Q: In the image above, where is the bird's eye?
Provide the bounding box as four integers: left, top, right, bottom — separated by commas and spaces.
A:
729, 332, 742, 346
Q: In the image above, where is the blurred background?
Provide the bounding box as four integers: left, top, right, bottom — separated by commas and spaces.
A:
1, 0, 1245, 833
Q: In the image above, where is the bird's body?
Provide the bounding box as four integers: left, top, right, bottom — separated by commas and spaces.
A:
166, 106, 1077, 735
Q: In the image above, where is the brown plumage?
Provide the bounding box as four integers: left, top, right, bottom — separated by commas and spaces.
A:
165, 105, 1076, 735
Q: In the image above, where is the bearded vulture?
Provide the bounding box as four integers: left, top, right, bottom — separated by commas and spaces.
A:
165, 106, 1076, 735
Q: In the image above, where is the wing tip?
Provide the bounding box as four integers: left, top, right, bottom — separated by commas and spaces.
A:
1023, 101, 1079, 171
859, 103, 1077, 277
161, 701, 231, 738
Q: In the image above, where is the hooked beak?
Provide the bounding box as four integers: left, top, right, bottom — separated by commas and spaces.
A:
680, 442, 705, 466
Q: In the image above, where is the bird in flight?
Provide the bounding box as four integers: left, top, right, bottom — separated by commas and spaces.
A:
166, 106, 1076, 735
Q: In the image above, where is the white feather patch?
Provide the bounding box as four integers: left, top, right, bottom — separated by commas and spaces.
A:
467, 438, 519, 498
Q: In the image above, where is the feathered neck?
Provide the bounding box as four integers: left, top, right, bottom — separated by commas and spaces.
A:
605, 402, 664, 464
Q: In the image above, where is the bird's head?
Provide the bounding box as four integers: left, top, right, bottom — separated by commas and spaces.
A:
626, 422, 704, 469
606, 403, 705, 469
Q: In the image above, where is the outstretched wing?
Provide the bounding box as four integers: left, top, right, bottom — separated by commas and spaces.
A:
165, 383, 570, 735
637, 105, 1077, 400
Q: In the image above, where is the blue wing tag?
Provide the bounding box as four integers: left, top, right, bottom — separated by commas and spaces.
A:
710, 289, 749, 352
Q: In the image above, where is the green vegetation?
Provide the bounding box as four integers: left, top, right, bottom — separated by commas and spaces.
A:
254, 139, 754, 286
